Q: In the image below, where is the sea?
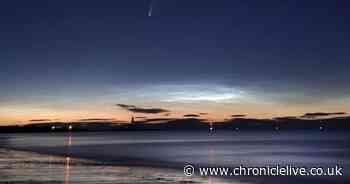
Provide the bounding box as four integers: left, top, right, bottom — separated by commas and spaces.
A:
0, 130, 349, 184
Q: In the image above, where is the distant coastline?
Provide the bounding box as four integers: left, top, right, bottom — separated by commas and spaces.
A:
1, 116, 350, 133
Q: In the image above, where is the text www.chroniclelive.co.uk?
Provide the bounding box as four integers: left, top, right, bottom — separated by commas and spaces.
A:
184, 165, 343, 177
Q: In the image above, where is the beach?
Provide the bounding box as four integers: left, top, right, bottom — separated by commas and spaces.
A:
1, 130, 349, 183
0, 148, 235, 184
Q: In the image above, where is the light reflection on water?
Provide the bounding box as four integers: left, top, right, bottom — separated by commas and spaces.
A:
0, 148, 239, 184
16, 131, 347, 168
1, 131, 350, 183
65, 133, 72, 184
64, 156, 70, 184
0, 131, 237, 184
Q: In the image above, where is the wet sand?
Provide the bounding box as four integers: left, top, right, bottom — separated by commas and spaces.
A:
1, 131, 349, 184
0, 148, 235, 184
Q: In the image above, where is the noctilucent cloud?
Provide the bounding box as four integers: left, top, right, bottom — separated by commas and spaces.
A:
0, 0, 349, 124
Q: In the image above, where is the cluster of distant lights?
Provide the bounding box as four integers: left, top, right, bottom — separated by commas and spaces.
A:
208, 124, 326, 133
49, 124, 326, 132
49, 125, 326, 132
51, 125, 73, 131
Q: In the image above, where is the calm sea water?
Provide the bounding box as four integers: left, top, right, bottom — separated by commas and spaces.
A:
0, 148, 231, 184
1, 130, 350, 183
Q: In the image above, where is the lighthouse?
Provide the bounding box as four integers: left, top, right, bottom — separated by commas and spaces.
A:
209, 121, 214, 134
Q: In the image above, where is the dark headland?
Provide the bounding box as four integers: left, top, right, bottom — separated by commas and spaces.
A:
1, 116, 350, 133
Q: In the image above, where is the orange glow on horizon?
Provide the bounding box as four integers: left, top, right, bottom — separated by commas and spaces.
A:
1, 101, 349, 126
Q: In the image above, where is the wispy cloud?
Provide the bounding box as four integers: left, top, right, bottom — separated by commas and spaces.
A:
231, 114, 246, 118
79, 118, 115, 122
184, 114, 200, 118
136, 84, 246, 103
116, 104, 169, 114
301, 112, 346, 119
144, 118, 175, 122
30, 119, 52, 122
135, 116, 147, 119
274, 116, 299, 121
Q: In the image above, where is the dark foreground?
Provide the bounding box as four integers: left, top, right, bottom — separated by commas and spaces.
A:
0, 148, 226, 184
1, 130, 349, 183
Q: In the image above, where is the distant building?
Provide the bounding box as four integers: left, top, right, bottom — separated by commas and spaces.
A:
209, 121, 214, 131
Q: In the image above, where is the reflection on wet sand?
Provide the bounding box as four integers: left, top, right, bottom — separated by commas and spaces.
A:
0, 147, 234, 184
64, 133, 72, 184
3, 131, 350, 184
64, 156, 70, 184
67, 134, 72, 147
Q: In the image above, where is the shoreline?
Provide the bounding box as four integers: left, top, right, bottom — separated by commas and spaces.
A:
2, 131, 349, 184
2, 147, 346, 184
0, 147, 232, 184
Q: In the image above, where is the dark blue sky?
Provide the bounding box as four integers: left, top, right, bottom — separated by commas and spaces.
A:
1, 0, 349, 124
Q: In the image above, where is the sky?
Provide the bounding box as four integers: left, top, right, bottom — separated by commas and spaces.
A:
1, 0, 350, 125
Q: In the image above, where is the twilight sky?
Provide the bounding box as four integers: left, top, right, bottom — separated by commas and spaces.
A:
1, 0, 350, 125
